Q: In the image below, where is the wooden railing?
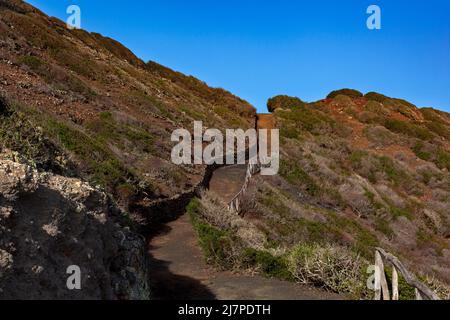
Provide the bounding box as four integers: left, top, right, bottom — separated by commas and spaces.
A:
374, 247, 440, 300
228, 159, 261, 213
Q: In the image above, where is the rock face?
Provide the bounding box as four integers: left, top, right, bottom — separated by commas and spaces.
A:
0, 152, 150, 299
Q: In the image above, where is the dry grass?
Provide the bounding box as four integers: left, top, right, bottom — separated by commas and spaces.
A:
198, 190, 266, 250
287, 243, 369, 297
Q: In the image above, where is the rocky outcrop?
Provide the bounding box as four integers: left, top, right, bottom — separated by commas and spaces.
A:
0, 151, 150, 299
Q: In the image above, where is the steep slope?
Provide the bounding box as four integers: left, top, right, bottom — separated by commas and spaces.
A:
0, 0, 255, 208
0, 0, 257, 299
256, 90, 449, 295
192, 89, 450, 299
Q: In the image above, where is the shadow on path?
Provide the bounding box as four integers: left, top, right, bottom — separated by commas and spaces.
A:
147, 221, 216, 300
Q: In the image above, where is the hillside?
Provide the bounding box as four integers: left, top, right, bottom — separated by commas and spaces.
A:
193, 89, 450, 299
0, 0, 256, 299
0, 0, 449, 300
0, 0, 255, 206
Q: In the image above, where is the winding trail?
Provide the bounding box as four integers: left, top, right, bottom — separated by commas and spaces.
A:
148, 165, 341, 300
148, 214, 341, 300
147, 114, 342, 300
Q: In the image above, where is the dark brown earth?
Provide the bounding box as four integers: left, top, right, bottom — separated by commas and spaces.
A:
148, 214, 342, 300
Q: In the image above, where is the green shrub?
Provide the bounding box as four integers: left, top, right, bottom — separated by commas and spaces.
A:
387, 203, 413, 220
86, 112, 154, 154
384, 267, 416, 300
280, 160, 321, 196
297, 217, 342, 244
187, 199, 235, 267
364, 100, 390, 115
412, 142, 432, 161
425, 121, 450, 140
18, 55, 43, 71
267, 95, 304, 112
243, 248, 292, 280
46, 118, 132, 191
384, 119, 433, 141
436, 149, 450, 171
0, 103, 68, 172
378, 156, 409, 186
328, 212, 379, 258
327, 89, 363, 99
375, 217, 394, 237
349, 150, 368, 165
364, 92, 389, 103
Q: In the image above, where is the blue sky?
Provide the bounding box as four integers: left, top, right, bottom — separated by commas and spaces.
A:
26, 0, 450, 113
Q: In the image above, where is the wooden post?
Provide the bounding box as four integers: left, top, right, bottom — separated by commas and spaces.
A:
375, 251, 390, 300
392, 266, 399, 300
415, 288, 423, 300
376, 247, 440, 300
374, 252, 381, 300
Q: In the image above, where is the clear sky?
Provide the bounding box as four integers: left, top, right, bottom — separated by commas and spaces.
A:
26, 0, 450, 113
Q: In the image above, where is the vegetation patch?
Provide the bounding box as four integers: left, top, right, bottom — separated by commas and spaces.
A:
187, 199, 237, 268
280, 160, 321, 197
412, 141, 432, 161
374, 217, 394, 238
364, 92, 389, 103
45, 118, 134, 192
436, 148, 450, 171
384, 119, 433, 141
287, 243, 368, 298
0, 99, 71, 173
327, 89, 363, 99
86, 111, 154, 154
267, 95, 304, 112
242, 248, 292, 280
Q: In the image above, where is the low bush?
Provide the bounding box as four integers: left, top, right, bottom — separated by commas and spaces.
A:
18, 55, 43, 71
327, 89, 363, 99
384, 119, 433, 141
187, 198, 241, 268
0, 100, 70, 173
280, 160, 321, 197
412, 142, 432, 161
436, 148, 450, 171
364, 92, 389, 103
242, 248, 292, 280
46, 118, 134, 192
287, 243, 368, 297
267, 95, 304, 112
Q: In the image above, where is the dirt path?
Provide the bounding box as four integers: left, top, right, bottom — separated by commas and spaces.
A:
209, 165, 247, 203
148, 215, 342, 300
148, 116, 342, 300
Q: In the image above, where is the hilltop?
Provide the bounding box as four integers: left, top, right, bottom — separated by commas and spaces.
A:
193, 89, 450, 299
